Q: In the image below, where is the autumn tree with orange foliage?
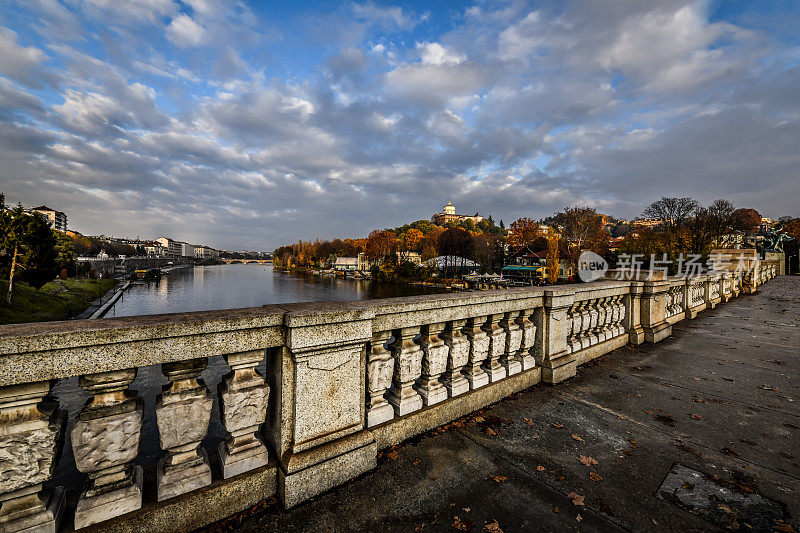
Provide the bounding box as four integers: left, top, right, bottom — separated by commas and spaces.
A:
507, 217, 543, 252
365, 229, 397, 261
546, 228, 560, 284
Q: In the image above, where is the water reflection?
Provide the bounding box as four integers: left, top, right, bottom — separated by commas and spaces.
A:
107, 263, 442, 317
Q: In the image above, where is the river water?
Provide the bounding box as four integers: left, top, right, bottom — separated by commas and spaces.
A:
106, 263, 442, 317
51, 264, 444, 494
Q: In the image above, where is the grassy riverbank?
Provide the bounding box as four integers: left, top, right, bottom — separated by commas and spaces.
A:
0, 278, 116, 325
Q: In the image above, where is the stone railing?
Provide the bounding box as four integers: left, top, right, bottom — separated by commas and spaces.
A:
0, 265, 780, 532
665, 278, 686, 323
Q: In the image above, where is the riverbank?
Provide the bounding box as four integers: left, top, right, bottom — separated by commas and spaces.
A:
0, 278, 117, 324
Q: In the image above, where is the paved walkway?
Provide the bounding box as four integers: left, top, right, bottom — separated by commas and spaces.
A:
214, 276, 800, 532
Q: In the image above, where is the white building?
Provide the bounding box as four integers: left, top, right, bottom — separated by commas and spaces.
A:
194, 246, 219, 259
30, 205, 67, 232
156, 237, 182, 259
180, 243, 195, 258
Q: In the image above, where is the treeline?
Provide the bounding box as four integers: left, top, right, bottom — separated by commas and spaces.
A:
68, 233, 138, 257
274, 197, 799, 282
616, 198, 784, 266
274, 217, 508, 279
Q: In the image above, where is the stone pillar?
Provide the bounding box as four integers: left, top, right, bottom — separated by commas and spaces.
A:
732, 272, 741, 297
627, 283, 644, 343
703, 275, 714, 309
640, 280, 672, 343
537, 288, 576, 384
156, 359, 212, 500
417, 323, 449, 407
515, 309, 537, 370
565, 301, 580, 354
482, 313, 507, 383
0, 382, 64, 533
587, 298, 602, 345
387, 326, 424, 415
441, 319, 469, 397
499, 311, 522, 376
615, 294, 627, 337
464, 316, 490, 389
366, 330, 394, 427
71, 369, 143, 529
720, 273, 731, 303
218, 350, 270, 478
275, 306, 377, 508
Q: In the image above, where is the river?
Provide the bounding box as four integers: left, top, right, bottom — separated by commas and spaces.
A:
106, 263, 442, 317
51, 263, 444, 495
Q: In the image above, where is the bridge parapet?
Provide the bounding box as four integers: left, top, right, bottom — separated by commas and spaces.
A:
0, 264, 780, 532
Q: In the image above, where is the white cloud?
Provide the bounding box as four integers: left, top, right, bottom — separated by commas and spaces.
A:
417, 42, 465, 65
166, 14, 206, 48
0, 27, 51, 87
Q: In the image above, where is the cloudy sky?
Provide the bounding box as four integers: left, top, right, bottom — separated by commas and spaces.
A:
0, 1, 798, 250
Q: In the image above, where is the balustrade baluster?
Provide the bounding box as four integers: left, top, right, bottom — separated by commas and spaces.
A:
579, 300, 593, 350
156, 358, 213, 500
366, 331, 395, 427
388, 327, 423, 415
417, 323, 449, 406
617, 295, 627, 337
595, 296, 612, 343
515, 309, 537, 370
218, 350, 270, 478
482, 313, 507, 382
565, 302, 578, 354
0, 382, 64, 533
499, 311, 522, 376
71, 369, 143, 529
464, 316, 490, 389
441, 319, 469, 397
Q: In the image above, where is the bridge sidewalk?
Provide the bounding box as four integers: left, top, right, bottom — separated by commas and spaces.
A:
214, 276, 800, 532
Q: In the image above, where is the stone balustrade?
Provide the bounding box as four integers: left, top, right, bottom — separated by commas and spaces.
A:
0, 264, 780, 533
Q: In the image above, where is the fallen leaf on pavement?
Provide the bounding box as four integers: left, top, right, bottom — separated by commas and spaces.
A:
524, 418, 535, 425
552, 423, 564, 429
489, 475, 508, 483
578, 455, 598, 466
567, 492, 585, 506
452, 516, 470, 531
537, 465, 546, 472
576, 514, 582, 522
484, 427, 497, 436
589, 472, 603, 482
484, 519, 503, 532
571, 434, 584, 442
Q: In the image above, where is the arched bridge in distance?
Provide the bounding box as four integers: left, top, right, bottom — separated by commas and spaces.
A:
219, 258, 272, 265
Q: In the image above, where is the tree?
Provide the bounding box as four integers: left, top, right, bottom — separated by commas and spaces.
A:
365, 230, 396, 261
54, 230, 76, 276
437, 227, 474, 278
546, 228, 560, 284
1, 206, 57, 305
642, 197, 700, 230
507, 217, 543, 252
731, 208, 762, 233
706, 199, 736, 246
783, 218, 800, 242
553, 206, 609, 266
687, 207, 714, 255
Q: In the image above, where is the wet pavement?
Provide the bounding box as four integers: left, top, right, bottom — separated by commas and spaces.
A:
211, 276, 799, 532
